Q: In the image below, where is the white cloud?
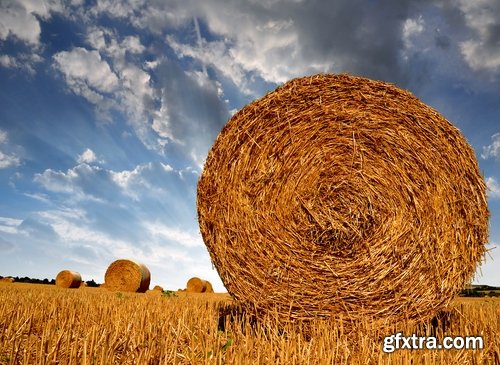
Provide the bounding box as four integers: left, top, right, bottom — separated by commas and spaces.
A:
0, 0, 55, 74
402, 15, 425, 56
482, 133, 500, 160
0, 52, 42, 74
117, 64, 155, 121
77, 148, 97, 164
86, 26, 145, 57
165, 11, 329, 91
143, 222, 204, 248
110, 163, 152, 200
167, 35, 253, 94
486, 177, 500, 199
81, 27, 162, 148
34, 167, 80, 194
461, 41, 500, 73
458, 0, 500, 73
23, 192, 51, 203
121, 35, 145, 54
0, 151, 21, 169
34, 163, 111, 203
91, 0, 147, 19
34, 161, 181, 204
0, 55, 16, 68
0, 1, 44, 45
0, 216, 22, 234
160, 162, 173, 172
53, 48, 119, 94
0, 129, 21, 169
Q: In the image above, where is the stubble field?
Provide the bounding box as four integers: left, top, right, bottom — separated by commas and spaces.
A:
0, 283, 498, 364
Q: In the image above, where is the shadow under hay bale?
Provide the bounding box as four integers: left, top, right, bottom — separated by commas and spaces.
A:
56, 270, 82, 288
104, 259, 150, 293
417, 308, 463, 338
197, 73, 489, 329
217, 303, 259, 334
186, 277, 214, 293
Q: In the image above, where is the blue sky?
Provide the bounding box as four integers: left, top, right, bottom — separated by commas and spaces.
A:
0, 0, 498, 291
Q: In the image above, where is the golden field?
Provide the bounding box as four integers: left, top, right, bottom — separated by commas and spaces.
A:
0, 283, 498, 364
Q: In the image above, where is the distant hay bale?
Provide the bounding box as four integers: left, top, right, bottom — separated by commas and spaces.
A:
205, 281, 214, 293
197, 73, 489, 327
55, 270, 82, 289
79, 281, 87, 288
0, 277, 14, 283
186, 277, 213, 293
153, 285, 163, 292
104, 259, 150, 293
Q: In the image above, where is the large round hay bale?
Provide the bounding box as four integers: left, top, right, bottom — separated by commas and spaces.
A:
55, 270, 82, 288
197, 74, 489, 327
104, 259, 150, 293
186, 277, 213, 293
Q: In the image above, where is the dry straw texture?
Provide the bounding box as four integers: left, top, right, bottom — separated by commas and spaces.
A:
0, 277, 14, 283
55, 270, 82, 289
104, 259, 150, 293
197, 73, 489, 327
186, 277, 214, 293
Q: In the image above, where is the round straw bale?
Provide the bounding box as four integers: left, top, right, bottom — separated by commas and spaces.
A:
205, 280, 214, 293
153, 285, 164, 292
79, 281, 87, 288
186, 277, 213, 293
197, 74, 489, 327
0, 277, 14, 283
55, 270, 82, 288
104, 259, 151, 293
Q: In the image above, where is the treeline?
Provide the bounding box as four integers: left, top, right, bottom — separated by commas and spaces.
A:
0, 276, 100, 287
459, 285, 500, 297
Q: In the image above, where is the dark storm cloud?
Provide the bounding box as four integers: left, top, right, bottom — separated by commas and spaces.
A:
284, 0, 430, 85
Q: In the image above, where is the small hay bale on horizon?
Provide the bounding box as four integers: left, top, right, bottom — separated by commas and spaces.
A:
56, 270, 82, 289
197, 73, 489, 328
0, 277, 15, 283
104, 259, 150, 293
146, 285, 164, 296
186, 277, 214, 293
